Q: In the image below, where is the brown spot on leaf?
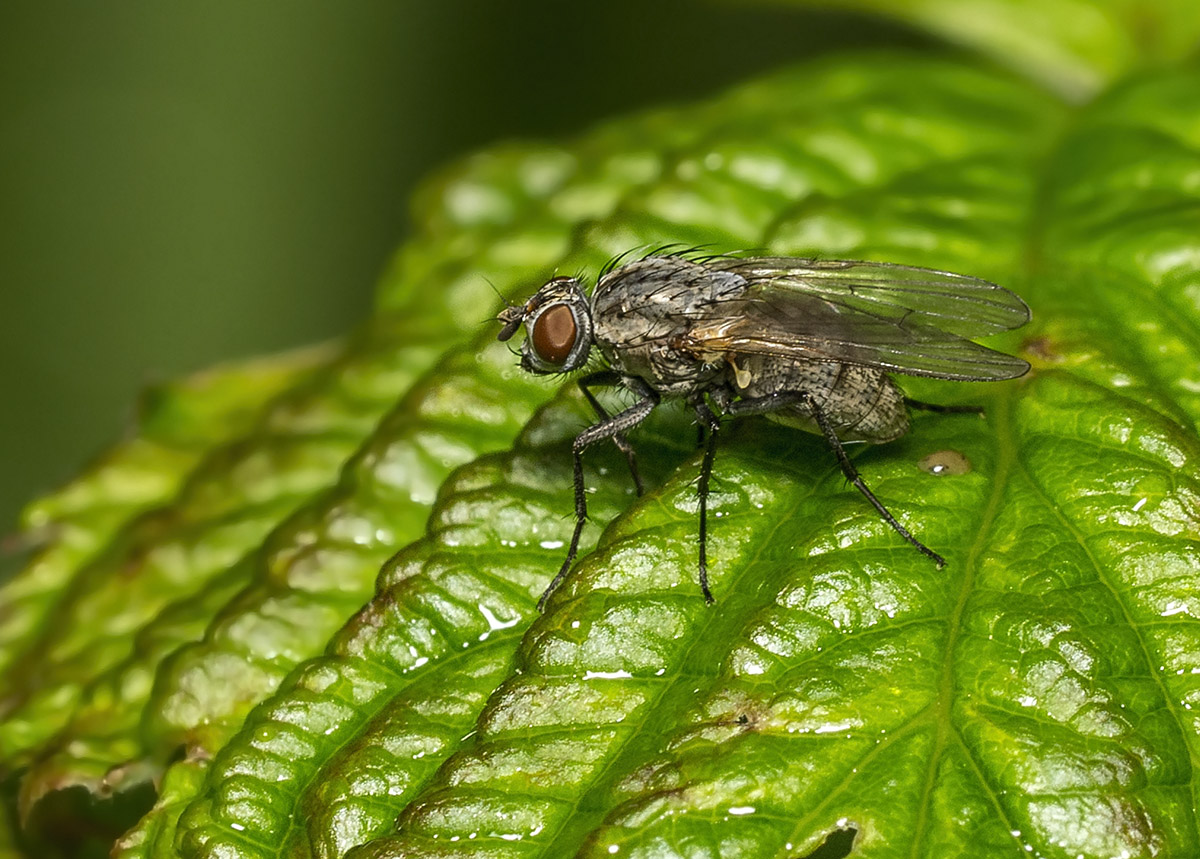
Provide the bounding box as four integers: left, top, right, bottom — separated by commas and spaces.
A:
918, 449, 971, 476
1022, 335, 1062, 363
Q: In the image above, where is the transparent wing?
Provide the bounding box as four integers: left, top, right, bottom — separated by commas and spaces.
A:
709, 258, 1030, 336
687, 258, 1031, 380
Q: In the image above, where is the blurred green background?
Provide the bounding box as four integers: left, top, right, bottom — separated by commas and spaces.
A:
0, 1, 927, 568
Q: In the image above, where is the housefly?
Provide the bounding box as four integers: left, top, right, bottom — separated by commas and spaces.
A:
496, 251, 1030, 610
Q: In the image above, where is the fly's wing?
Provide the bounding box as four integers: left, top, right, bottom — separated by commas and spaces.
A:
690, 258, 1031, 380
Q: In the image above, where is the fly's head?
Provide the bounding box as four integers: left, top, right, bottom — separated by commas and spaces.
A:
496, 276, 594, 375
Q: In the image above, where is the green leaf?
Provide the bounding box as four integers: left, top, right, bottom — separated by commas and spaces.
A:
0, 344, 332, 682
162, 392, 692, 859
0, 224, 568, 787
771, 0, 1200, 99
6, 8, 1200, 859
162, 54, 1200, 858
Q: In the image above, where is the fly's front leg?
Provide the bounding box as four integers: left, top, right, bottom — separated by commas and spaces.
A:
578, 371, 644, 496
690, 397, 721, 604
540, 379, 660, 611
727, 391, 946, 568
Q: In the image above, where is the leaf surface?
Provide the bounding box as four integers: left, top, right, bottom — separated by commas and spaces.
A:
773, 0, 1200, 98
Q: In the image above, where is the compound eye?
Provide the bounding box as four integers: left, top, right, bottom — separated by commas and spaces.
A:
531, 304, 577, 365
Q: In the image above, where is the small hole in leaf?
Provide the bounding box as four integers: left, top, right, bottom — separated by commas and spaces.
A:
798, 826, 858, 859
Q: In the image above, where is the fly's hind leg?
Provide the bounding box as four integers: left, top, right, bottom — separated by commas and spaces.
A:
689, 397, 721, 604
541, 378, 660, 612
904, 397, 984, 416
579, 371, 645, 496
726, 390, 946, 568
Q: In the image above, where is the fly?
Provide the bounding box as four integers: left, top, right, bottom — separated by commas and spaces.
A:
496, 251, 1031, 610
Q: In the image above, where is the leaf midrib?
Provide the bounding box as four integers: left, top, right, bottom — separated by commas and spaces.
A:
914, 389, 1022, 857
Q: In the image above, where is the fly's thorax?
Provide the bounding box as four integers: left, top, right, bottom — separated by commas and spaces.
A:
590, 256, 748, 396
731, 353, 910, 443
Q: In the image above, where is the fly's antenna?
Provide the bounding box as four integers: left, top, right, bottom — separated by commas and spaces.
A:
495, 308, 523, 342
484, 276, 516, 310
486, 277, 526, 342
480, 309, 523, 355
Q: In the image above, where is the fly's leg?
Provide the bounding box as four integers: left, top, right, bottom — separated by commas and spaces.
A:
727, 391, 946, 568
540, 380, 660, 612
578, 371, 644, 496
904, 397, 983, 416
690, 397, 721, 604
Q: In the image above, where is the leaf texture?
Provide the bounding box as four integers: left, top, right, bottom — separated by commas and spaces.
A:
4, 15, 1200, 859
774, 0, 1200, 99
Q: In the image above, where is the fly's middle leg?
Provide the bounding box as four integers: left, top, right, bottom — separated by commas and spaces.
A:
540, 379, 660, 612
578, 370, 645, 495
726, 390, 946, 568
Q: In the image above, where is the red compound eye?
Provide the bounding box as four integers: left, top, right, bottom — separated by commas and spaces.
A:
531, 304, 577, 364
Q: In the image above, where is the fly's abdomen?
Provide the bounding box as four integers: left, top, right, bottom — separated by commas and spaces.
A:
730, 355, 909, 443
